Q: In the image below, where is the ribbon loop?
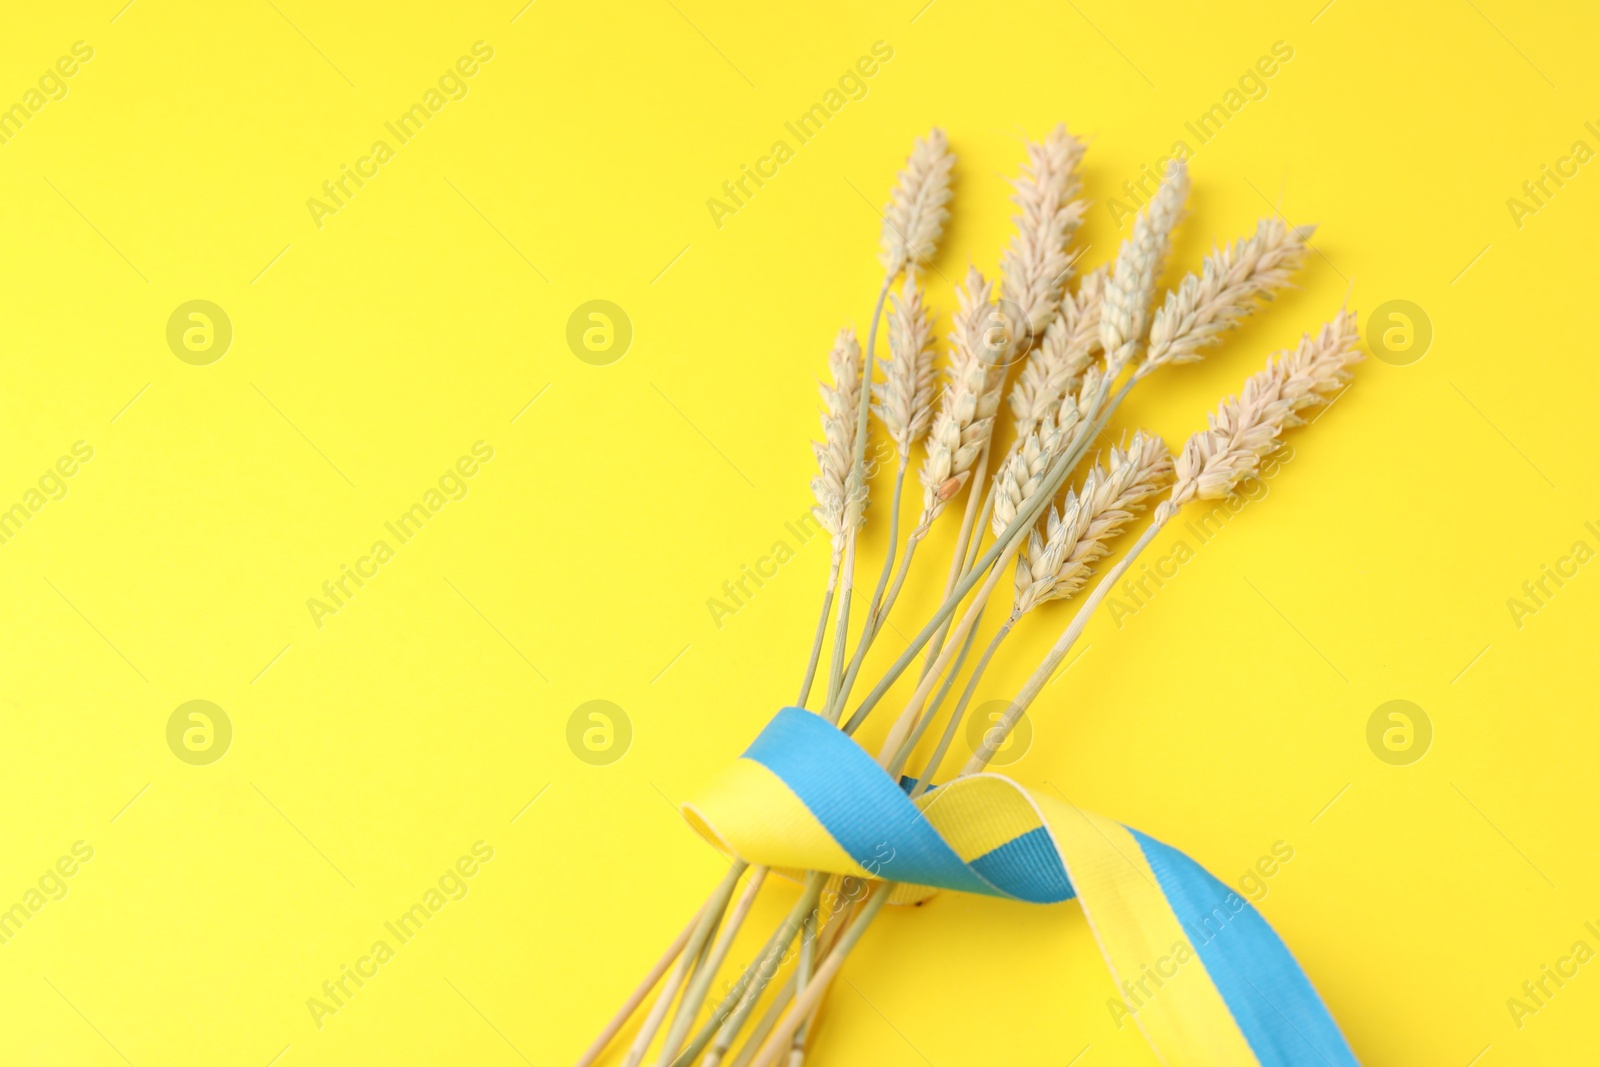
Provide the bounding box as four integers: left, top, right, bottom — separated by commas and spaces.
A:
682, 708, 1360, 1067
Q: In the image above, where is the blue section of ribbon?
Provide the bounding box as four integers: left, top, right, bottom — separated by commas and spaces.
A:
969, 827, 1076, 903
741, 707, 1003, 897
1129, 829, 1360, 1067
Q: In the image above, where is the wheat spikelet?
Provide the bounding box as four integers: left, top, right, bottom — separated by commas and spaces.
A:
1100, 163, 1189, 373
1009, 267, 1107, 441
918, 268, 1000, 521
1012, 431, 1172, 614
1170, 310, 1361, 509
811, 328, 868, 549
873, 276, 939, 458
991, 387, 1084, 538
1142, 218, 1312, 375
880, 129, 956, 276
1000, 125, 1087, 337
990, 421, 1057, 537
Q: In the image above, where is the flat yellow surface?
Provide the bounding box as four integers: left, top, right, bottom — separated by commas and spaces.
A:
2, 1, 1596, 1064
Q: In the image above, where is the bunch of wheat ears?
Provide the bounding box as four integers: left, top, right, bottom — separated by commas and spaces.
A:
578, 125, 1360, 1067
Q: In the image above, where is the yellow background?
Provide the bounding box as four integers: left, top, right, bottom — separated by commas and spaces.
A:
1, 0, 1596, 1064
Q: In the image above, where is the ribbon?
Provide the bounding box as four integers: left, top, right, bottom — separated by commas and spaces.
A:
682, 707, 1359, 1066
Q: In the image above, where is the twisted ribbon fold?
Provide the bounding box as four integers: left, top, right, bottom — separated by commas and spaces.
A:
683, 707, 1359, 1067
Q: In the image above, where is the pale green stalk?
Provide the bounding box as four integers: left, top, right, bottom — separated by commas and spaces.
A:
786, 911, 817, 1062
906, 616, 1015, 796
796, 558, 839, 708
841, 375, 1131, 737
573, 906, 706, 1067
655, 865, 767, 1065
747, 890, 892, 1066
963, 511, 1167, 773
675, 873, 826, 1067
629, 861, 744, 1067
821, 277, 895, 703
885, 603, 986, 781
825, 459, 909, 722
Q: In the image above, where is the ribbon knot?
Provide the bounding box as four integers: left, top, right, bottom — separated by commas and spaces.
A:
683, 707, 1360, 1067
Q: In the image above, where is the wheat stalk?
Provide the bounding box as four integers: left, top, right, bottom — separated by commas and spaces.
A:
917, 268, 1001, 525
966, 310, 1363, 775
1008, 267, 1106, 442
1140, 217, 1312, 378
880, 128, 956, 276
873, 277, 939, 458
822, 134, 961, 721
1100, 162, 1189, 373
1012, 431, 1172, 614
1000, 124, 1087, 337
1168, 309, 1361, 509
902, 430, 1171, 797
809, 329, 867, 550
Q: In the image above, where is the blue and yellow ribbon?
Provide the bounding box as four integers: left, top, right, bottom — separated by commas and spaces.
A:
683, 707, 1359, 1066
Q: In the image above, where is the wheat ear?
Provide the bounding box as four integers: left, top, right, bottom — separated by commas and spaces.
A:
1168, 309, 1362, 510
1100, 162, 1189, 373
966, 311, 1364, 775
810, 328, 867, 551
1000, 124, 1087, 337
873, 276, 939, 457
1012, 431, 1173, 614
907, 430, 1171, 793
880, 128, 956, 276
1140, 217, 1312, 377
918, 267, 1000, 524
820, 132, 957, 718
1008, 266, 1107, 441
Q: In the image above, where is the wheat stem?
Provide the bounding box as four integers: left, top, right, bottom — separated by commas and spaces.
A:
963, 514, 1168, 774
796, 557, 839, 708
823, 533, 858, 711
885, 596, 987, 779
968, 310, 1362, 769
654, 865, 768, 1065
721, 883, 864, 1067
840, 377, 1125, 737
907, 616, 1016, 794
573, 904, 710, 1067
629, 862, 745, 1067
675, 873, 827, 1067
824, 479, 902, 721
746, 889, 892, 1067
